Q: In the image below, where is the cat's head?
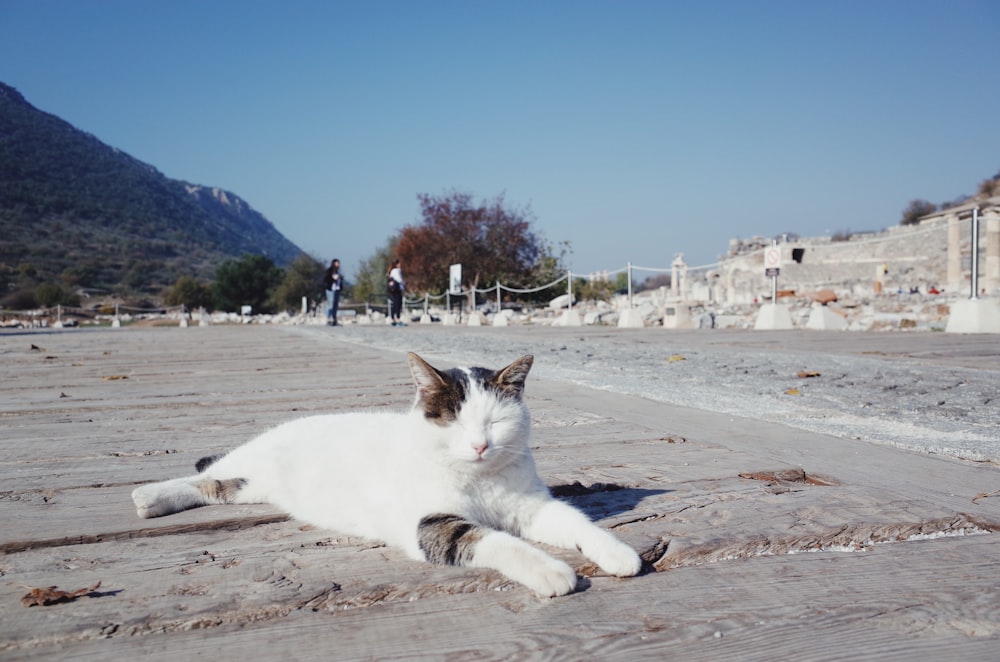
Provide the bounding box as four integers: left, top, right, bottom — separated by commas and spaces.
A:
408, 353, 533, 471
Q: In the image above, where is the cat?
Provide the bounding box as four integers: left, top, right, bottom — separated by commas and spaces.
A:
131, 352, 642, 597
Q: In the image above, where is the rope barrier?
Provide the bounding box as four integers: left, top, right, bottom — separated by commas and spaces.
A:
3, 218, 962, 328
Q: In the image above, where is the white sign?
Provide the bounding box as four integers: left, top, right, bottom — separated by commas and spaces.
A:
449, 264, 462, 294
763, 246, 782, 271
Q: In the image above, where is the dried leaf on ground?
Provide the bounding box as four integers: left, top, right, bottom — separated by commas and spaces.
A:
20, 581, 102, 607
797, 370, 821, 378
972, 488, 1000, 504
785, 388, 801, 395
667, 354, 686, 363
739, 469, 838, 486
102, 375, 129, 380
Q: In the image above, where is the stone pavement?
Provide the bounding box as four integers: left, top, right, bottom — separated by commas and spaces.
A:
1, 325, 998, 660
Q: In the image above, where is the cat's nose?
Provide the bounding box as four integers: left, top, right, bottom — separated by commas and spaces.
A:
472, 441, 489, 457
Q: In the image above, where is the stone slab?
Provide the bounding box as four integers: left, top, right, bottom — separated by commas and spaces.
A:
1, 325, 998, 659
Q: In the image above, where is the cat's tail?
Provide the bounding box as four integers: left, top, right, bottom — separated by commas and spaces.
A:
131, 474, 246, 519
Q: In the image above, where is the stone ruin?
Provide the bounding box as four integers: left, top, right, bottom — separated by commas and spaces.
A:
633, 197, 1000, 331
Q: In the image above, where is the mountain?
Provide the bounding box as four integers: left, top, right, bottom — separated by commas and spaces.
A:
0, 82, 303, 302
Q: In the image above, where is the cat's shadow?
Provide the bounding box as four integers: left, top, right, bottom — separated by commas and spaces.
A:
548, 482, 670, 520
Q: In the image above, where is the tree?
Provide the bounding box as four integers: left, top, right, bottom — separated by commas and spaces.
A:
520, 239, 572, 303
978, 171, 1000, 199
213, 254, 284, 313
269, 253, 326, 312
164, 275, 214, 310
576, 277, 616, 303
900, 199, 937, 226
352, 239, 397, 304
394, 191, 544, 295
34, 281, 80, 307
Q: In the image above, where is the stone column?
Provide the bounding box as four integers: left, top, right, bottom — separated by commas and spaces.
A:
947, 213, 962, 292
984, 208, 1000, 295
670, 254, 685, 298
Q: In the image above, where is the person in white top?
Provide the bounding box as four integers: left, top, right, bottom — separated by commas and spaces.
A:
386, 259, 405, 326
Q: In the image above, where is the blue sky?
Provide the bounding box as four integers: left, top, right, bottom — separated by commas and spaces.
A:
2, 0, 998, 280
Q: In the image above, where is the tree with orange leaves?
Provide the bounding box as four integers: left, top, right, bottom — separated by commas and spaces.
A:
394, 191, 545, 295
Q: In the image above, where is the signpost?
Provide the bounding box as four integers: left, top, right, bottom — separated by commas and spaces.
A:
753, 240, 793, 330
764, 243, 781, 301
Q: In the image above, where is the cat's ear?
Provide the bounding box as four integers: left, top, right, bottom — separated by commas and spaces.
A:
408, 352, 446, 395
496, 355, 533, 391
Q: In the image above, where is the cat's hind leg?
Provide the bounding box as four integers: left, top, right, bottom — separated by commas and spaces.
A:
417, 514, 579, 597
132, 476, 246, 519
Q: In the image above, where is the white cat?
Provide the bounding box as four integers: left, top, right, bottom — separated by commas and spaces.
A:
132, 353, 642, 597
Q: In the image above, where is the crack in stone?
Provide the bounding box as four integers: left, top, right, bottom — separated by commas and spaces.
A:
650, 513, 998, 571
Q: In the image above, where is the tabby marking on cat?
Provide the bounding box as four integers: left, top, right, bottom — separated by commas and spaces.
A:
131, 353, 641, 597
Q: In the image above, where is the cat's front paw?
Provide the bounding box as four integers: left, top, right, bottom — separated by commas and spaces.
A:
592, 540, 643, 577
521, 555, 579, 598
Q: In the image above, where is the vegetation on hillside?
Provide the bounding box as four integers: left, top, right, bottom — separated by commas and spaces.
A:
899, 169, 999, 226
0, 82, 301, 308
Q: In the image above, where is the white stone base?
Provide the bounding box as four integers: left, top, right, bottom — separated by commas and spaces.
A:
492, 313, 508, 327
442, 313, 458, 325
617, 308, 645, 328
754, 303, 793, 330
420, 313, 432, 324
945, 298, 1000, 333
805, 303, 847, 331
467, 312, 484, 326
556, 309, 582, 327
662, 303, 694, 329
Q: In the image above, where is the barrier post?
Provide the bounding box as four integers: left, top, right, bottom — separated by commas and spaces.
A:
492, 281, 509, 327
617, 263, 644, 327
627, 262, 633, 308
946, 205, 1000, 333
971, 207, 980, 300
420, 293, 432, 324
567, 271, 573, 310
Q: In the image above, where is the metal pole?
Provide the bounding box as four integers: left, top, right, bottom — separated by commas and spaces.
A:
971, 207, 980, 300
627, 262, 633, 308
567, 271, 573, 310
496, 281, 501, 313
770, 239, 778, 302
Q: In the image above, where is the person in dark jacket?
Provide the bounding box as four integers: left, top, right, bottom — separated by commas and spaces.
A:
323, 259, 342, 326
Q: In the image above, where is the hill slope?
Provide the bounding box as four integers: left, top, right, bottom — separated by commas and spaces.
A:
0, 82, 302, 300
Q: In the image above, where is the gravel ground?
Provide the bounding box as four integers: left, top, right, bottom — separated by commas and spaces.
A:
296, 324, 1000, 465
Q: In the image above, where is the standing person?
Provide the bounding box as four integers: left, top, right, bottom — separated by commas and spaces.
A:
323, 259, 342, 326
386, 259, 405, 326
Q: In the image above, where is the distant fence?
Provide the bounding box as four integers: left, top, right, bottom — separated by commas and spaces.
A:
385, 259, 729, 316
0, 303, 188, 328
0, 259, 719, 329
